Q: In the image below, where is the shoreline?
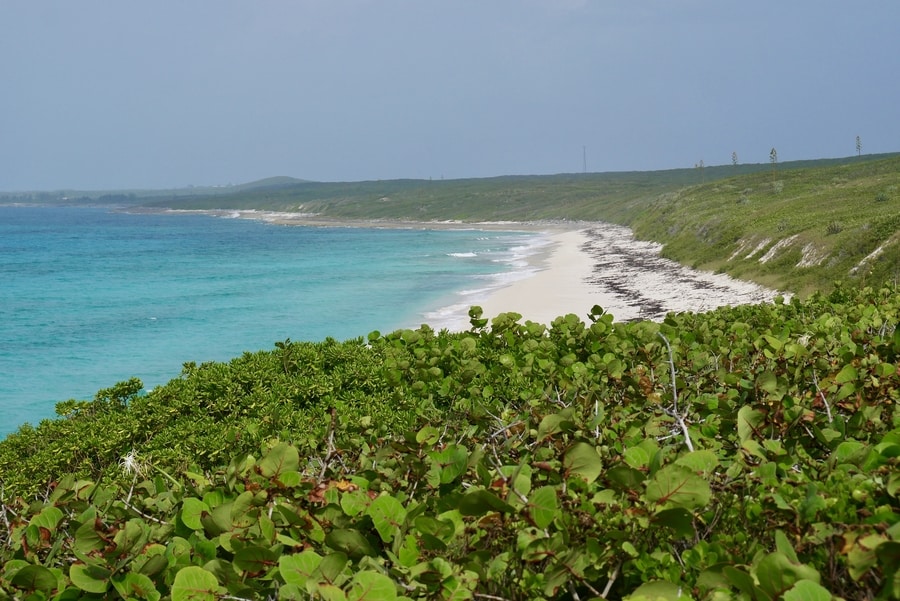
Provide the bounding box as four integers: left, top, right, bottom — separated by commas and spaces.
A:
465, 224, 783, 327
152, 207, 785, 328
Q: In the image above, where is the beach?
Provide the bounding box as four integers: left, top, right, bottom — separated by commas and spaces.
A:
169, 209, 784, 329
462, 222, 783, 328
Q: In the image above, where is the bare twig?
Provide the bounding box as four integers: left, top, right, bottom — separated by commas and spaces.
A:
658, 332, 694, 452
811, 369, 833, 423
602, 561, 621, 598
318, 407, 338, 481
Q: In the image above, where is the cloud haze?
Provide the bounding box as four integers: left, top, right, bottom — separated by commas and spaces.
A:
1, 1, 898, 190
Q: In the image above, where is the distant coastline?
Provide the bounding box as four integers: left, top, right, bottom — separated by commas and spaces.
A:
160, 208, 785, 328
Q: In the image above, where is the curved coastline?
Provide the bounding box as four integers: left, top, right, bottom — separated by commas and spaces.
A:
194, 209, 784, 329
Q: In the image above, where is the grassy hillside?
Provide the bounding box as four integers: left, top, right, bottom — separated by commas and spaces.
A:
630, 156, 900, 295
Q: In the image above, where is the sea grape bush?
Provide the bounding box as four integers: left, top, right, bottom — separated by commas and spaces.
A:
1, 284, 899, 599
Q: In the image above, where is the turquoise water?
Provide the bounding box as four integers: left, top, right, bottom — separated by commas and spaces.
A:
0, 206, 545, 436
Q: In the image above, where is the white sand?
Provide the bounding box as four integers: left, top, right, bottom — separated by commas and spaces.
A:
452, 222, 784, 328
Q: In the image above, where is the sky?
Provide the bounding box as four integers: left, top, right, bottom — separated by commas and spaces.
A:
2, 1, 899, 191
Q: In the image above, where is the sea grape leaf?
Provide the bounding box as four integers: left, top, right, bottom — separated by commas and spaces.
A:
111, 572, 161, 601
325, 529, 379, 558
528, 486, 559, 529
738, 405, 765, 443
757, 370, 779, 394
652, 507, 696, 539
234, 545, 277, 575
563, 442, 603, 484
624, 446, 651, 469
366, 495, 407, 543
10, 565, 58, 593
458, 489, 514, 517
674, 450, 719, 475
606, 465, 646, 490
835, 364, 858, 384
29, 506, 64, 532
416, 425, 440, 445
537, 411, 576, 441
279, 551, 323, 588
314, 552, 350, 587
180, 498, 210, 532
755, 552, 821, 599
782, 580, 832, 601
341, 490, 370, 517
171, 566, 220, 601
644, 465, 711, 510
625, 580, 694, 600
69, 563, 111, 594
258, 441, 300, 478
428, 445, 469, 485
347, 571, 398, 601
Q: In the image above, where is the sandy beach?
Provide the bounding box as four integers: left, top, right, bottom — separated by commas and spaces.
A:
462, 223, 783, 328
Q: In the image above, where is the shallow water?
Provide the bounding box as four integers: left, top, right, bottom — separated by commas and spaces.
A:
0, 206, 543, 436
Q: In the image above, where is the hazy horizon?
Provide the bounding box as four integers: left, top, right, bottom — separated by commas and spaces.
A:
3, 1, 899, 191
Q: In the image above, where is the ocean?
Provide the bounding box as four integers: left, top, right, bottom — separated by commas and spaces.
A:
0, 206, 547, 437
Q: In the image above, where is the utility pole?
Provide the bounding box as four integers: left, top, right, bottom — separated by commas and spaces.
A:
583, 146, 587, 173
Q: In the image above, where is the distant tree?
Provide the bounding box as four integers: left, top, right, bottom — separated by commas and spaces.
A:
770, 147, 778, 167
732, 151, 738, 166
856, 135, 862, 156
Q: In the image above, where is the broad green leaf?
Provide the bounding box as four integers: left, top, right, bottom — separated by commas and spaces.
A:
29, 506, 64, 532
563, 442, 603, 484
457, 489, 514, 516
644, 465, 711, 510
652, 507, 696, 539
755, 552, 821, 599
341, 490, 370, 517
347, 571, 398, 601
756, 370, 779, 393
181, 498, 210, 531
312, 583, 348, 601
366, 495, 407, 543
537, 411, 575, 441
775, 529, 800, 563
428, 445, 469, 485
674, 450, 719, 475
624, 446, 651, 469
782, 579, 833, 601
325, 529, 379, 558
314, 552, 350, 587
69, 563, 111, 594
111, 572, 161, 601
416, 425, 440, 444
171, 566, 220, 601
277, 470, 303, 487
832, 441, 867, 465
835, 364, 858, 384
625, 580, 694, 600
738, 405, 765, 443
234, 546, 277, 575
10, 565, 58, 593
528, 486, 559, 529
258, 442, 300, 478
279, 551, 322, 588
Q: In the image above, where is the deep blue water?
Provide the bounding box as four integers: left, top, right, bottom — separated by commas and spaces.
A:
0, 206, 545, 436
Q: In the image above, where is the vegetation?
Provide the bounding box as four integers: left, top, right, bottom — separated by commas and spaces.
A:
2, 284, 899, 599
629, 156, 900, 295
2, 154, 899, 599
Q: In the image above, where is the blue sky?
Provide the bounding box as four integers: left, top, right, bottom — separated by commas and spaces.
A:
2, 1, 898, 190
